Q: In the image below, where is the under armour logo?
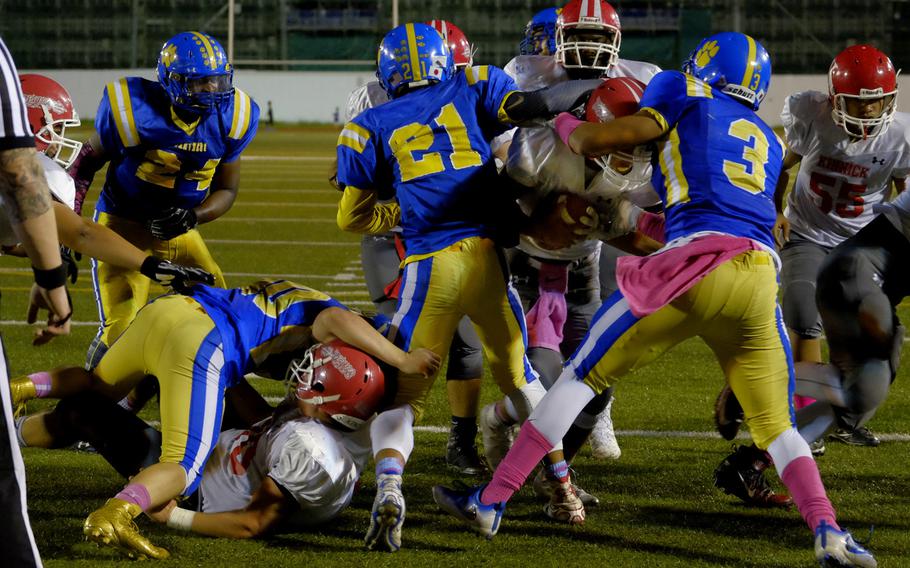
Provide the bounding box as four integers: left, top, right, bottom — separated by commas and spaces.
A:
871, 156, 886, 165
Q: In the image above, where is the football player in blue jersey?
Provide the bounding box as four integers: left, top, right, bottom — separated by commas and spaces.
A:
67, 31, 259, 370
336, 22, 604, 551
519, 7, 560, 56
10, 279, 439, 559
434, 32, 877, 568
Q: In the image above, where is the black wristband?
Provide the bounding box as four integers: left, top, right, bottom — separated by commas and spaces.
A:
32, 263, 68, 290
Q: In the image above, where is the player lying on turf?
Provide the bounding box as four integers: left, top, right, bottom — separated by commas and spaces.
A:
1, 73, 215, 344
16, 340, 384, 539
11, 279, 439, 559
433, 32, 878, 568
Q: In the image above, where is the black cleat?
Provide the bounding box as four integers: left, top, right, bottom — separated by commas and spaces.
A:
828, 426, 880, 447
714, 445, 792, 508
446, 430, 488, 476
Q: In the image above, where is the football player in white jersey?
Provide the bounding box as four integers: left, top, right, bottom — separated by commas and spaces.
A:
339, 21, 489, 477
16, 341, 383, 540
713, 45, 910, 507
1, 74, 213, 343
486, 0, 662, 466
499, 78, 661, 508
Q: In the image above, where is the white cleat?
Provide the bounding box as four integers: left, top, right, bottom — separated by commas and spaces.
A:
364, 474, 405, 552
480, 403, 514, 470
814, 522, 877, 568
543, 479, 585, 525
532, 468, 599, 507
589, 399, 621, 460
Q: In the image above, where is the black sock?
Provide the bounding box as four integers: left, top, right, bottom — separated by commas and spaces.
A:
450, 415, 478, 443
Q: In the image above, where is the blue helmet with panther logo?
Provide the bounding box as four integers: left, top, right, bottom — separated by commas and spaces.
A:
377, 23, 454, 99
156, 31, 234, 114
682, 32, 771, 110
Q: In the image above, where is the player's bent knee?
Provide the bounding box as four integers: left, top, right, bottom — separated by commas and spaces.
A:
508, 380, 547, 422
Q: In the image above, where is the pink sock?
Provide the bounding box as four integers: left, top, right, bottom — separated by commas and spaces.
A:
29, 372, 52, 398
481, 422, 553, 505
780, 456, 839, 532
793, 394, 816, 409
115, 483, 152, 512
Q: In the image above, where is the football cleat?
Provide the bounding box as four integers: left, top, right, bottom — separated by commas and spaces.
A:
432, 483, 505, 539
364, 474, 405, 552
714, 384, 745, 441
480, 403, 514, 470
446, 428, 487, 476
714, 445, 793, 508
828, 426, 881, 447
589, 399, 621, 460
814, 521, 877, 568
810, 439, 827, 457
543, 480, 586, 525
532, 468, 600, 507
83, 498, 169, 560
10, 377, 37, 407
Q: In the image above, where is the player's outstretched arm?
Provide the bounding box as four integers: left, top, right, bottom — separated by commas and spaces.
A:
336, 185, 401, 234
150, 477, 291, 539
773, 149, 802, 246
502, 79, 603, 123
558, 110, 666, 157
312, 307, 441, 378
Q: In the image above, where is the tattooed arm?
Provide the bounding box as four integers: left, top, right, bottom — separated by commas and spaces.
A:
0, 147, 71, 343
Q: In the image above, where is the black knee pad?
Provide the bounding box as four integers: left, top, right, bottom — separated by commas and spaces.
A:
528, 347, 564, 389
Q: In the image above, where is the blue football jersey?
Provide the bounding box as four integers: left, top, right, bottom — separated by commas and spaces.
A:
94, 77, 259, 219
189, 280, 345, 386
336, 66, 519, 257
639, 70, 784, 249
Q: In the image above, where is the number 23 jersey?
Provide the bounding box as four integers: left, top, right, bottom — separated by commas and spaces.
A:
782, 90, 910, 247
640, 70, 784, 249
94, 77, 259, 220
336, 66, 518, 257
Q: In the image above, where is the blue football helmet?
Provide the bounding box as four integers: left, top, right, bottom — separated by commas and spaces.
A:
682, 32, 771, 110
156, 31, 234, 114
519, 7, 559, 56
377, 23, 454, 99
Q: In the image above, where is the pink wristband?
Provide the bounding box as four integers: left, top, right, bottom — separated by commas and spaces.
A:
554, 112, 585, 149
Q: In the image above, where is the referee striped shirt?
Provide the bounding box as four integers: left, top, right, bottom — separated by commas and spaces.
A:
0, 37, 34, 150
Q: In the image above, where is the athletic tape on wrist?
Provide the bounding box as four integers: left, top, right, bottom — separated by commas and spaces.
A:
166, 507, 196, 531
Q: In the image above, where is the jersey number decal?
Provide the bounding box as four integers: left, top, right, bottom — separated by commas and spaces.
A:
809, 171, 867, 218
722, 118, 770, 194
136, 151, 220, 191
389, 102, 482, 182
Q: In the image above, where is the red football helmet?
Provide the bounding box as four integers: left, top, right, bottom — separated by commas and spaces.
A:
19, 74, 82, 169
286, 339, 385, 431
585, 77, 651, 191
427, 20, 474, 68
556, 0, 622, 73
828, 45, 899, 139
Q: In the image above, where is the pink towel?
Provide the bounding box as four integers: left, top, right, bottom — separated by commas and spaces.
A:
525, 262, 569, 351
616, 234, 761, 317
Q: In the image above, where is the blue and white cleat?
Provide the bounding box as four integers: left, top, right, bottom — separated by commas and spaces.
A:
814, 522, 877, 568
432, 483, 505, 540
365, 474, 405, 552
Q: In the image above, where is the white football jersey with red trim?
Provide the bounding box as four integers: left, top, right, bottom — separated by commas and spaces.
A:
783, 90, 910, 247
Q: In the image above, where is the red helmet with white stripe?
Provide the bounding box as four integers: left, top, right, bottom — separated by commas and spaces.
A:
828, 45, 899, 139
427, 20, 474, 68
585, 77, 651, 192
18, 74, 82, 169
286, 339, 385, 431
556, 0, 622, 73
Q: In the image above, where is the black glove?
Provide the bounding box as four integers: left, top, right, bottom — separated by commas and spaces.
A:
140, 256, 215, 293
60, 246, 79, 284
146, 207, 198, 240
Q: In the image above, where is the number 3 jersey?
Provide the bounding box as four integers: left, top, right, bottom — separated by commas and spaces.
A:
94, 77, 259, 220
781, 90, 910, 247
336, 66, 518, 257
640, 70, 784, 249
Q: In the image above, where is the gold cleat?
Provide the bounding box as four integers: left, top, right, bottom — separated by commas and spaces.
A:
10, 377, 37, 406
83, 498, 169, 560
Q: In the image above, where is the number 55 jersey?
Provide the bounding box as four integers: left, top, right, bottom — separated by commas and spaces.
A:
639, 70, 784, 248
336, 66, 518, 257
94, 77, 259, 220
781, 90, 910, 247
